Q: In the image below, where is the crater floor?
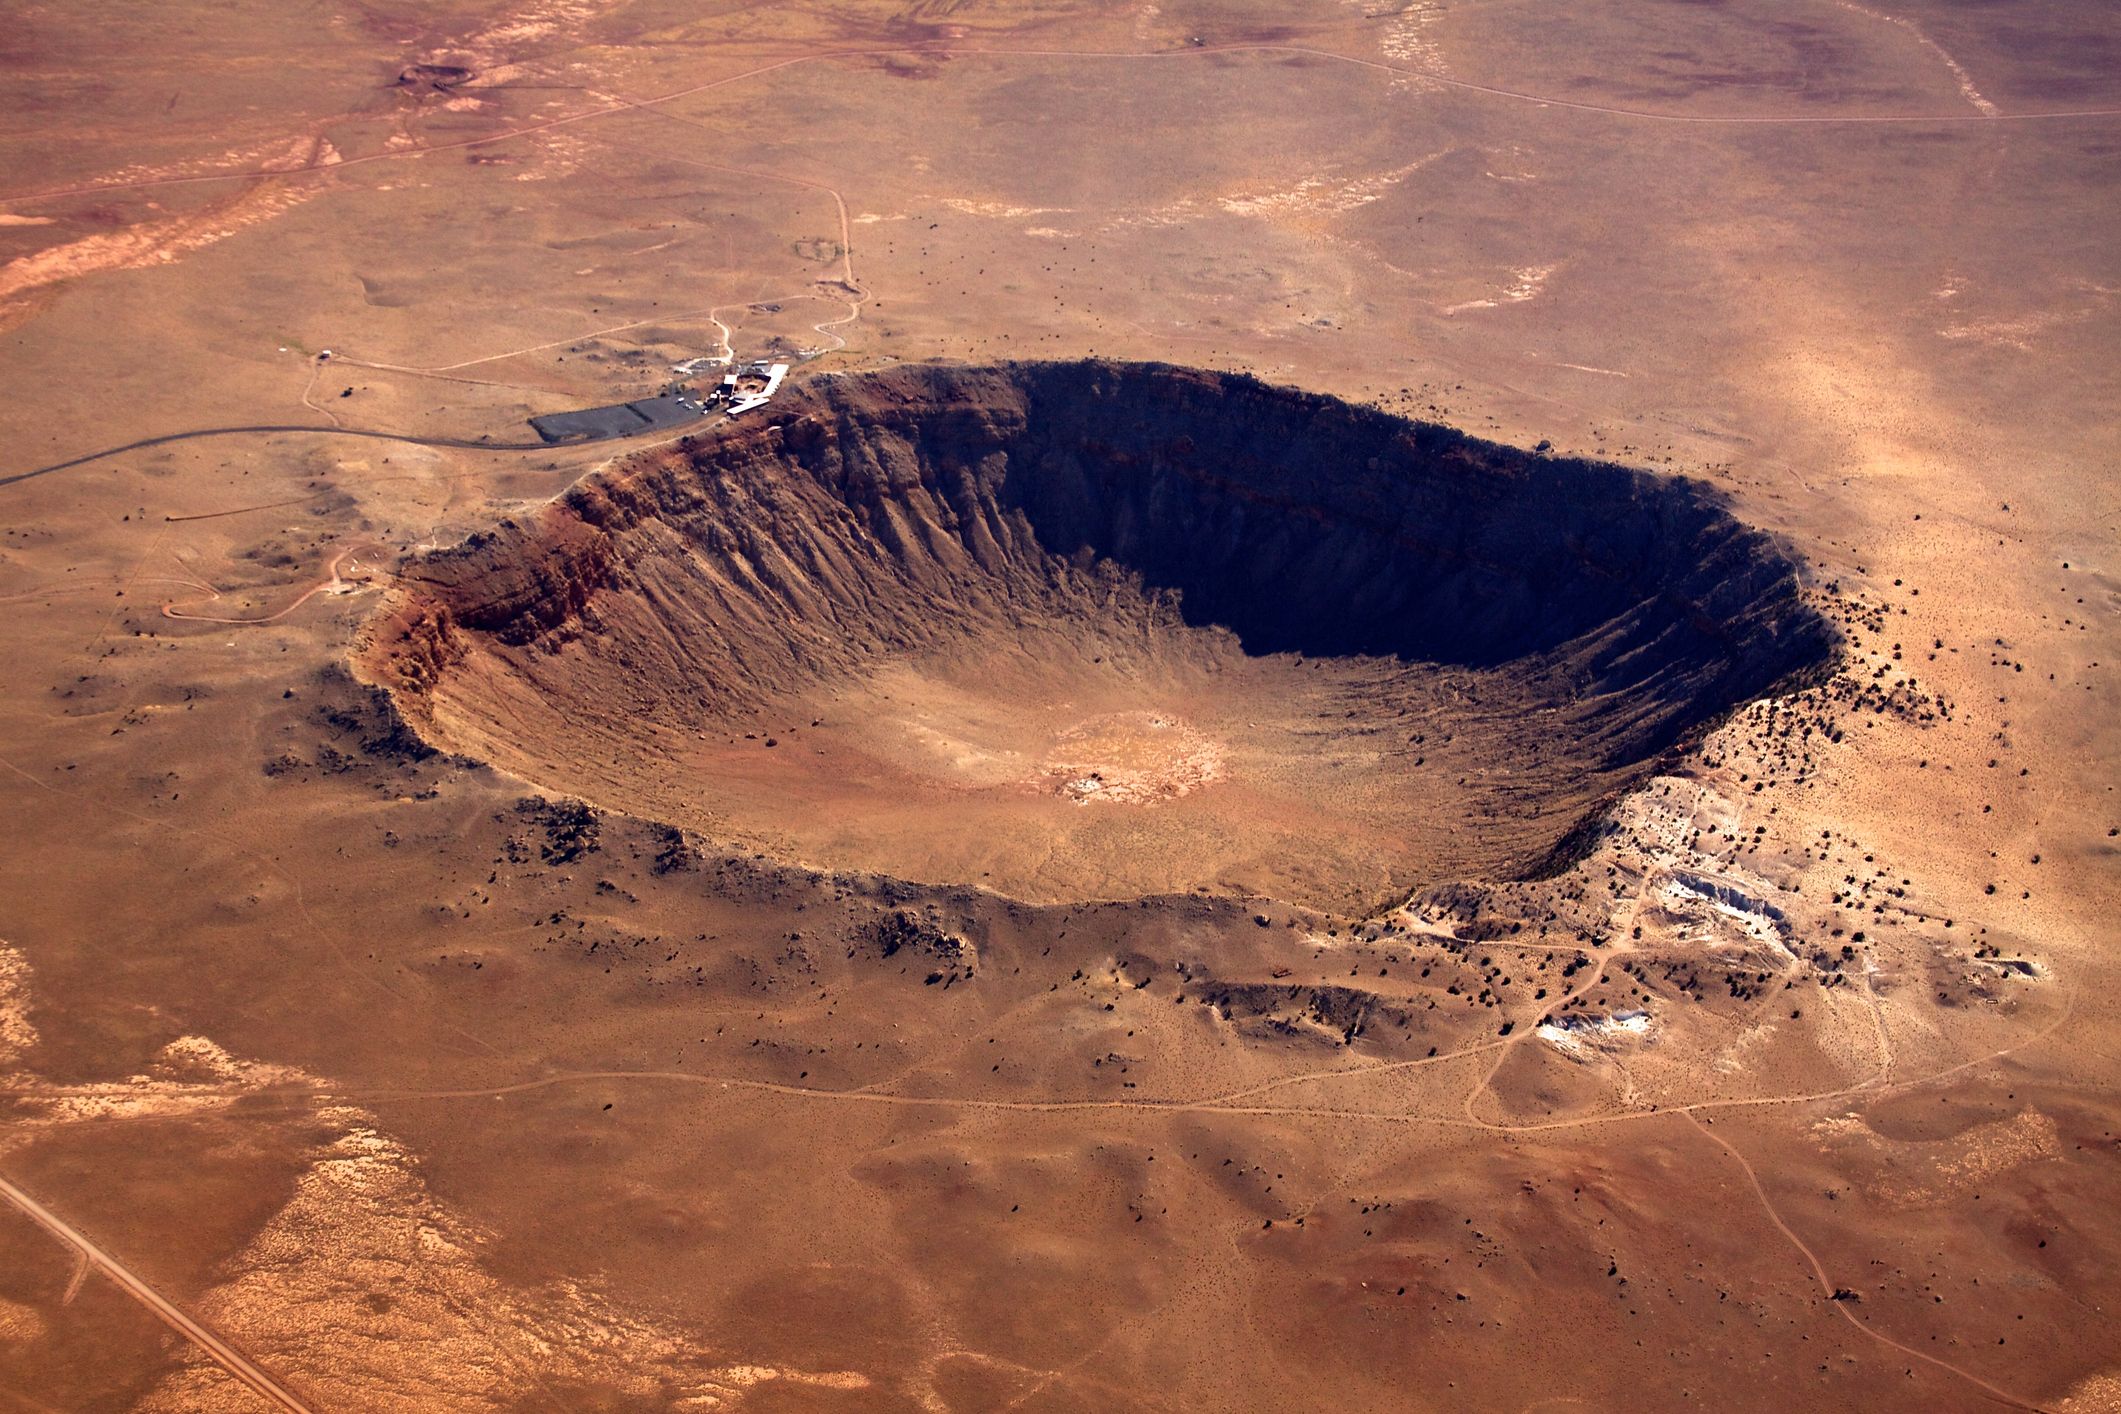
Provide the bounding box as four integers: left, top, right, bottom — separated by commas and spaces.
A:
365, 361, 1833, 908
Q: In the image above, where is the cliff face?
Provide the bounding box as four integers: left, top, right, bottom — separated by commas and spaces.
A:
359, 361, 1835, 903
379, 361, 1827, 738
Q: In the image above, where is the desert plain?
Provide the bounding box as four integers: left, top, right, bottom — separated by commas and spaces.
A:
0, 1, 2117, 1409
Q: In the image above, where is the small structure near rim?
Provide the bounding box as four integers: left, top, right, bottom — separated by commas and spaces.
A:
722, 361, 789, 416
526, 355, 792, 444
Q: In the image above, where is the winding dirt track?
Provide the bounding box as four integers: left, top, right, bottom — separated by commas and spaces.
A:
333, 962, 2073, 1136
1682, 1114, 2052, 1412
158, 546, 374, 625
0, 1174, 314, 1413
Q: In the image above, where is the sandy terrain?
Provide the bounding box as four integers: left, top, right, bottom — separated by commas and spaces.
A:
0, 1, 2116, 1410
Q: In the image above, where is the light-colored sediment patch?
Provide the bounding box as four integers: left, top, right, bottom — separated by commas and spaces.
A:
17, 1037, 310, 1127
0, 959, 306, 1128
2058, 1372, 2121, 1413
439, 0, 623, 68
0, 1297, 48, 1346
78, 133, 334, 192
2, 950, 865, 1409
152, 1034, 306, 1088
1444, 264, 1556, 315
1609, 775, 1742, 862
1218, 155, 1443, 220
941, 198, 1068, 220
1938, 284, 2116, 351
1503, 265, 1555, 301
1537, 1026, 1587, 1057
1379, 3, 1446, 70
1712, 1016, 1783, 1075
1539, 1009, 1654, 1059
0, 177, 318, 316
1035, 712, 1225, 805
1603, 776, 1808, 968
1658, 871, 1793, 954
1831, 0, 1998, 117
1813, 1106, 2064, 1206
138, 1101, 870, 1411
1100, 198, 1204, 232
1338, 0, 1447, 77
1911, 1107, 2064, 1199
0, 940, 37, 1070
508, 130, 595, 183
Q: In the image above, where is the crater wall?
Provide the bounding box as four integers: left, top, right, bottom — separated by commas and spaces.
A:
362, 361, 1835, 907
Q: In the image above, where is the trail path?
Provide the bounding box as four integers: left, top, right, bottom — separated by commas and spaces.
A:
1682, 1113, 2051, 1411
157, 546, 374, 626
328, 976, 2069, 1137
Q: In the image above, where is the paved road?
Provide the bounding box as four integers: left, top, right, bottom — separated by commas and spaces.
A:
0, 1174, 314, 1413
0, 422, 554, 491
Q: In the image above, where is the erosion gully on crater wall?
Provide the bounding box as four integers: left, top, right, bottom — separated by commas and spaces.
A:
358, 361, 1836, 912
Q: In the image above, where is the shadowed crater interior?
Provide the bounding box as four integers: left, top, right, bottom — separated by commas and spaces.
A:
361, 361, 1834, 909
